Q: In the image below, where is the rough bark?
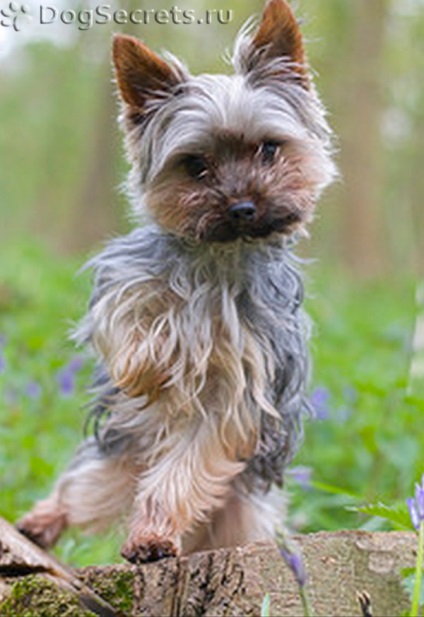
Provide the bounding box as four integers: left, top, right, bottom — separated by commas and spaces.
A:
0, 516, 117, 616
0, 530, 418, 617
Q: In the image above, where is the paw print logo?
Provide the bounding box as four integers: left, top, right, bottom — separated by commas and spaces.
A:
0, 2, 31, 32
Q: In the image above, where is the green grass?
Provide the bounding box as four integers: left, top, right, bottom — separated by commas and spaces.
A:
290, 264, 422, 532
0, 240, 421, 566
0, 241, 123, 564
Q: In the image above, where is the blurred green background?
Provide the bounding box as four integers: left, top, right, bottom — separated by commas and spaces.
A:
0, 0, 423, 566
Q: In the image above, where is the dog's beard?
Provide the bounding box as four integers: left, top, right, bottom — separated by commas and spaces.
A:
199, 213, 302, 243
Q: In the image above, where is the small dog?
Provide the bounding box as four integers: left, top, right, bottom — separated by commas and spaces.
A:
18, 0, 336, 563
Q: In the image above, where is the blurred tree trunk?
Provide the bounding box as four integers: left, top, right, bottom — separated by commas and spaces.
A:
408, 103, 424, 276
65, 63, 119, 253
62, 0, 147, 253
340, 0, 389, 277
66, 0, 158, 253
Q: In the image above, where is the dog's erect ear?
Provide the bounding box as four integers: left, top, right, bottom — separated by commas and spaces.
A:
112, 35, 184, 110
235, 0, 309, 88
253, 0, 305, 68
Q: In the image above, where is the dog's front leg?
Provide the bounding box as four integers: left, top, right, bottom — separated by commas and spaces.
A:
121, 419, 246, 563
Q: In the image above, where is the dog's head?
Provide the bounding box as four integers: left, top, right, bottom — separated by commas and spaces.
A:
113, 0, 336, 243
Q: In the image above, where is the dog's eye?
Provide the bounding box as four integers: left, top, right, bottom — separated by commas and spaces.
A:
260, 141, 280, 164
183, 155, 209, 180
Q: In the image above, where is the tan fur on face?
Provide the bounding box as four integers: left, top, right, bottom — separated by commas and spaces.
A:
145, 136, 324, 241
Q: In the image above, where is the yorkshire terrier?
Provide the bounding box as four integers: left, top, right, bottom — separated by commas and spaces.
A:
18, 0, 336, 563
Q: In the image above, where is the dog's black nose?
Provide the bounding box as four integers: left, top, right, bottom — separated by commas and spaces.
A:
229, 201, 257, 222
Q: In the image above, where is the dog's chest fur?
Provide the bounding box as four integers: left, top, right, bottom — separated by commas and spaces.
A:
78, 224, 309, 488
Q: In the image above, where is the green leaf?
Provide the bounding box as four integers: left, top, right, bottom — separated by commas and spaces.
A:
402, 571, 424, 607
311, 481, 360, 499
261, 593, 271, 617
350, 502, 412, 529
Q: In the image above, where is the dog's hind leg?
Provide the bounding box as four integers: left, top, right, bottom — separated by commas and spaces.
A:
17, 438, 137, 548
182, 486, 284, 554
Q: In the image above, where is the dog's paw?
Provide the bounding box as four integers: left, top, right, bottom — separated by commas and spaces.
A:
17, 509, 67, 549
121, 534, 178, 563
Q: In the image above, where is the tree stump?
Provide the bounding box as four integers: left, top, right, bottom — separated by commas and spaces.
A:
0, 529, 417, 616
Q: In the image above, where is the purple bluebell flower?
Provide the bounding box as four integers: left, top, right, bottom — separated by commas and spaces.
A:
5, 387, 17, 405
415, 481, 424, 520
67, 356, 85, 373
310, 386, 330, 420
56, 355, 85, 398
288, 466, 312, 490
343, 386, 357, 405
407, 476, 424, 530
56, 368, 75, 398
280, 546, 307, 587
408, 498, 420, 530
0, 335, 6, 374
25, 381, 42, 399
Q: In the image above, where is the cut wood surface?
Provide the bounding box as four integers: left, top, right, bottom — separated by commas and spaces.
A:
0, 524, 417, 616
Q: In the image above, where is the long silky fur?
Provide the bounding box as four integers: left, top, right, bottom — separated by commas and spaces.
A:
18, 1, 337, 556
77, 225, 311, 493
